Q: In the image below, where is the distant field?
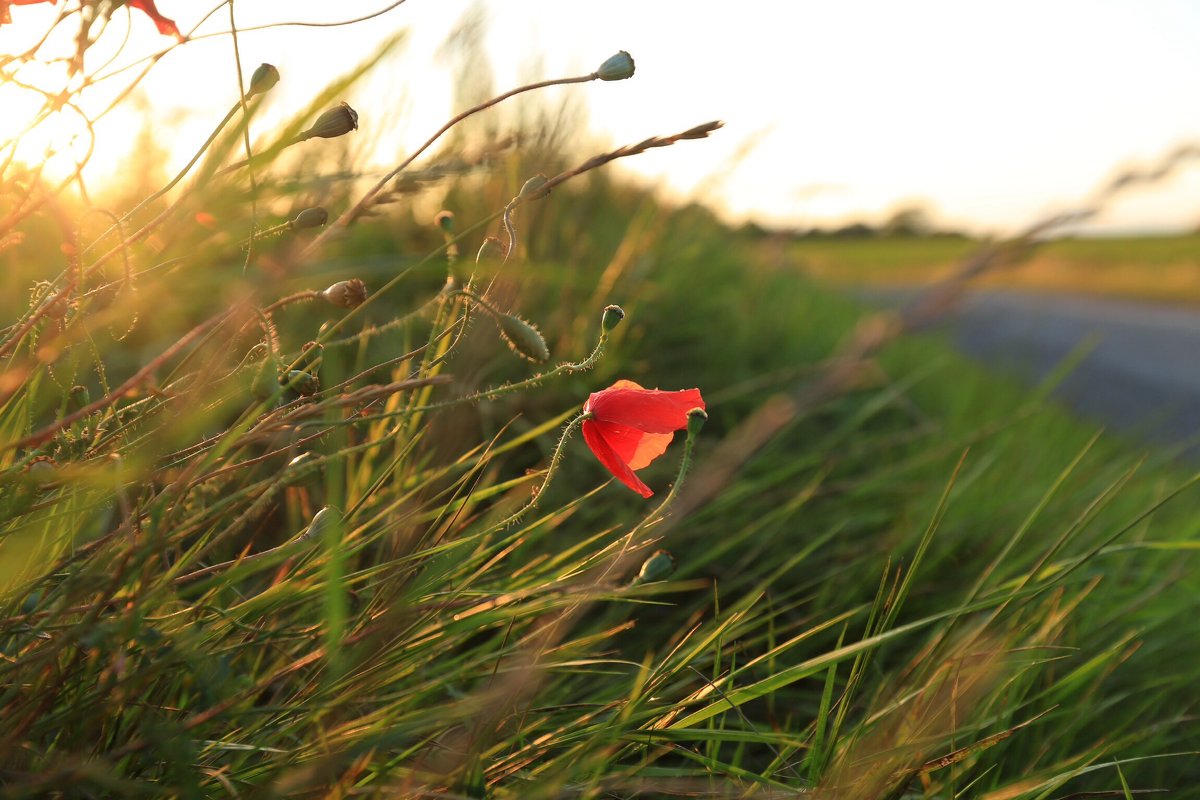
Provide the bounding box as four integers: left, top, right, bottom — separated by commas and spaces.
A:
789, 234, 1200, 303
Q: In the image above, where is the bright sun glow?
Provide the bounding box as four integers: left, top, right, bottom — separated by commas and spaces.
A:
2, 0, 1198, 233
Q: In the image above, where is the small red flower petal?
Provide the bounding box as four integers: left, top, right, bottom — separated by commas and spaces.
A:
590, 420, 674, 471
586, 384, 704, 434
128, 0, 183, 40
582, 418, 653, 498
3, 0, 56, 25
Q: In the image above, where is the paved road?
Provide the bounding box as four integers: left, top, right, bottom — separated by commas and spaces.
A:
867, 289, 1200, 451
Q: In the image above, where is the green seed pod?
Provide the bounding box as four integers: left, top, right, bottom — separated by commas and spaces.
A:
299, 506, 341, 542
597, 50, 635, 81
686, 407, 708, 438
601, 304, 625, 333
635, 549, 676, 584
248, 63, 280, 97
320, 279, 367, 309
497, 313, 550, 363
302, 102, 359, 140
67, 384, 90, 412
283, 370, 319, 396
24, 457, 57, 487
290, 207, 329, 230
517, 173, 549, 202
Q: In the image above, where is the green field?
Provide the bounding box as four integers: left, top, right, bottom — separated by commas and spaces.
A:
790, 234, 1200, 303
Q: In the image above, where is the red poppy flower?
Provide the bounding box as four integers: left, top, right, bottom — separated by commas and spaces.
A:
582, 379, 705, 498
2, 0, 182, 40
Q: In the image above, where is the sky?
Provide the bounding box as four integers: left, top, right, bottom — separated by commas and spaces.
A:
2, 0, 1199, 235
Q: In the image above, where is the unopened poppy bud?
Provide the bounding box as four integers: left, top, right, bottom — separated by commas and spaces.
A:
597, 50, 635, 81
601, 304, 625, 333
250, 357, 277, 400
320, 279, 367, 309
302, 102, 359, 140
299, 506, 340, 542
248, 63, 280, 97
517, 174, 548, 202
686, 407, 707, 438
634, 549, 676, 584
497, 313, 550, 363
283, 370, 319, 396
434, 210, 455, 232
290, 207, 328, 230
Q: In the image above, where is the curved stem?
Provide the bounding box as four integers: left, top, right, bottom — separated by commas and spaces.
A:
302, 71, 600, 256
491, 412, 589, 530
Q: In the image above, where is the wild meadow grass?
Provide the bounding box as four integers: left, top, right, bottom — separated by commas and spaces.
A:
1, 9, 1199, 799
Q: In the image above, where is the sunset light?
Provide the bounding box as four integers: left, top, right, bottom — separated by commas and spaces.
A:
3, 4, 1200, 797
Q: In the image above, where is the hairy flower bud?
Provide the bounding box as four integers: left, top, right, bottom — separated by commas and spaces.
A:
597, 50, 635, 81
320, 279, 368, 310
248, 63, 280, 97
290, 207, 328, 230
302, 102, 359, 140
601, 304, 625, 333
686, 407, 708, 438
497, 313, 550, 363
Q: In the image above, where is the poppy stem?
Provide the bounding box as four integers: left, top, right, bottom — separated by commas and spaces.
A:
492, 412, 591, 530
402, 309, 616, 414
597, 408, 707, 585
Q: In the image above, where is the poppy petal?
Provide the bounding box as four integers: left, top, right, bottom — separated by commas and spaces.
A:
582, 418, 653, 497
593, 420, 674, 471
626, 430, 674, 470
128, 0, 183, 40
2, 0, 54, 26
588, 386, 705, 434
